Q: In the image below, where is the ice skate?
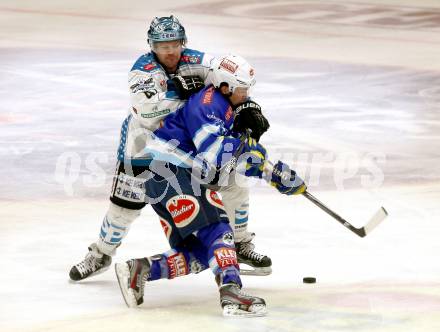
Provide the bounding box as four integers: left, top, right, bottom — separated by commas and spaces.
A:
115, 258, 151, 307
236, 241, 272, 276
220, 283, 267, 317
69, 243, 112, 281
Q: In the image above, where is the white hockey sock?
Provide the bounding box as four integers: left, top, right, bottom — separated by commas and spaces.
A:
232, 202, 252, 243
96, 202, 141, 256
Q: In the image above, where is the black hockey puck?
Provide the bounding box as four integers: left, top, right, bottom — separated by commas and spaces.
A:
303, 277, 316, 284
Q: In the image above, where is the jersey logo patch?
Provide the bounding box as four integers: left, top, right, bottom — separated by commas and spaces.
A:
143, 63, 157, 71
141, 108, 170, 118
159, 218, 172, 240
222, 232, 234, 246
130, 77, 156, 97
189, 258, 204, 274
166, 195, 200, 228
181, 55, 201, 64
203, 86, 214, 104
225, 106, 233, 121
206, 189, 224, 210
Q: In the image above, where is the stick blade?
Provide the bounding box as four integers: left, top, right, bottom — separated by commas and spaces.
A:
362, 207, 388, 236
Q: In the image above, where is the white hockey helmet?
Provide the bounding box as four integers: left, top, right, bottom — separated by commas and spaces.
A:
209, 54, 256, 94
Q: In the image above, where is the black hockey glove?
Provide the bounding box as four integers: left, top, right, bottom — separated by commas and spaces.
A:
233, 101, 270, 141
171, 75, 205, 99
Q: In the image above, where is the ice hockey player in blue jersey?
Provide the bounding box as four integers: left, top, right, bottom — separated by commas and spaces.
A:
69, 16, 272, 282
114, 54, 307, 317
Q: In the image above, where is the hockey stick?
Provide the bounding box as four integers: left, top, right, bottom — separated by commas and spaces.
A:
264, 161, 388, 238
226, 133, 387, 237
302, 191, 387, 237
218, 132, 249, 175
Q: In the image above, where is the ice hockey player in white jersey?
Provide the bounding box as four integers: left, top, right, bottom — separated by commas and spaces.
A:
69, 16, 271, 281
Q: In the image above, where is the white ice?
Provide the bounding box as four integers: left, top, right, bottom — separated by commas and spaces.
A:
1, 1, 440, 331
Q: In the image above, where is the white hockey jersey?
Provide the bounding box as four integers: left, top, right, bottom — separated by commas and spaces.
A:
117, 49, 213, 165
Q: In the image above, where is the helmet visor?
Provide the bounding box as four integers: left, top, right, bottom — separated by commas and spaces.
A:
151, 40, 183, 54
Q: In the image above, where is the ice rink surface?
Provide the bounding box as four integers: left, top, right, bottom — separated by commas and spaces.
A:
1, 0, 440, 331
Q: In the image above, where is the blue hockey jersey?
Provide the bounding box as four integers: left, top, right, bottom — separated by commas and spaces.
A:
143, 85, 243, 170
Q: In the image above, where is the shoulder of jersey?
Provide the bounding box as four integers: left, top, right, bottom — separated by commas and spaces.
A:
192, 85, 216, 106
186, 86, 233, 125
131, 53, 161, 72
180, 48, 205, 65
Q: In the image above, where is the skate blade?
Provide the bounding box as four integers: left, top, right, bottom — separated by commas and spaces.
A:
223, 304, 267, 317
114, 263, 138, 308
239, 265, 272, 276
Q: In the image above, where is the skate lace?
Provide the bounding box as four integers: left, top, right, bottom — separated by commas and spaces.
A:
239, 242, 265, 262
236, 287, 251, 298
222, 284, 254, 304
76, 253, 101, 275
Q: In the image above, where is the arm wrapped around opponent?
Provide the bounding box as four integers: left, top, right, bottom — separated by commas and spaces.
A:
171, 75, 205, 99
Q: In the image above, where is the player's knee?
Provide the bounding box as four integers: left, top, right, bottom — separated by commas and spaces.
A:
221, 185, 249, 202
196, 223, 239, 272
107, 202, 141, 227
197, 222, 235, 248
